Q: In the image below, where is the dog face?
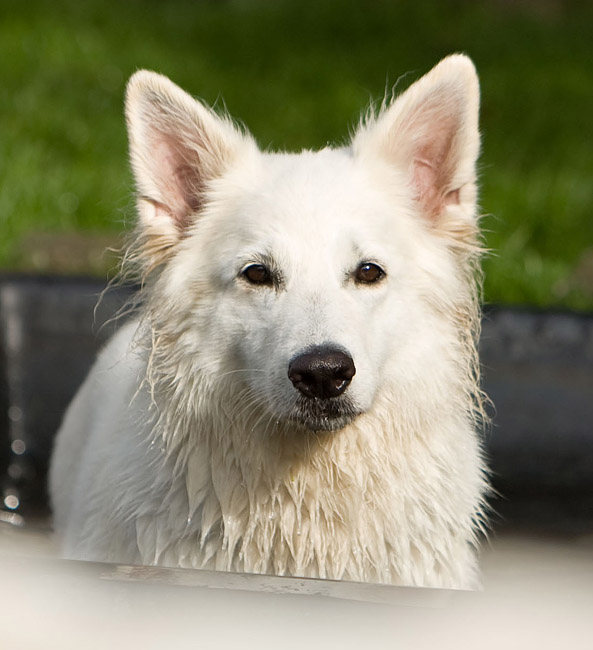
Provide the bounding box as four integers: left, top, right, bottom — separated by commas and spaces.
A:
185, 150, 415, 431
125, 56, 480, 432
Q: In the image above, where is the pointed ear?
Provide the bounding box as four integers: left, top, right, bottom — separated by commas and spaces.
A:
125, 71, 253, 266
353, 54, 480, 225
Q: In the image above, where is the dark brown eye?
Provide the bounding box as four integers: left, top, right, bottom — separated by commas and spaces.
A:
242, 264, 272, 286
355, 262, 385, 284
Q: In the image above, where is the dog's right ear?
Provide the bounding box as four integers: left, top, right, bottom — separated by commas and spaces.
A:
125, 71, 253, 269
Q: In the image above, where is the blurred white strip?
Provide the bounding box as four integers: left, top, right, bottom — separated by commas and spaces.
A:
0, 530, 591, 650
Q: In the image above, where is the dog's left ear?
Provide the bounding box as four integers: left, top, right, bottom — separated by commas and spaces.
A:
352, 54, 480, 226
125, 71, 254, 269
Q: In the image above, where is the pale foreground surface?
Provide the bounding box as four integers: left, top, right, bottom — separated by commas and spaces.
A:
0, 521, 591, 650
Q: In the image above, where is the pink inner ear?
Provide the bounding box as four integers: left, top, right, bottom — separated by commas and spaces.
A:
172, 161, 202, 227
412, 159, 440, 218
444, 188, 460, 204
413, 159, 461, 219
410, 115, 461, 220
150, 132, 203, 231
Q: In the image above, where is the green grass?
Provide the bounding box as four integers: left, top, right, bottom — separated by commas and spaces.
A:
1, 0, 592, 309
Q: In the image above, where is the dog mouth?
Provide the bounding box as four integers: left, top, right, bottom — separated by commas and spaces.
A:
287, 395, 362, 432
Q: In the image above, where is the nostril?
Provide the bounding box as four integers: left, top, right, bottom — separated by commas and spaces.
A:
288, 346, 356, 399
335, 362, 355, 382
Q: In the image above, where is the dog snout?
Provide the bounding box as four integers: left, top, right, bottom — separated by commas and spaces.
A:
288, 346, 356, 399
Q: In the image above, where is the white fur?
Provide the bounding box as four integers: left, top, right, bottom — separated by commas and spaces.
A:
50, 55, 489, 588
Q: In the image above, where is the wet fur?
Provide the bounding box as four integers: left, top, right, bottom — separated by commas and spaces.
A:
50, 55, 489, 588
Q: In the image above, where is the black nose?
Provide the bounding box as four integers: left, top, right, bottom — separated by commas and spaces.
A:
288, 346, 356, 399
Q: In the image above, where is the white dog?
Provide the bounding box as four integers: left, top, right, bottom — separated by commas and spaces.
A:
50, 54, 489, 588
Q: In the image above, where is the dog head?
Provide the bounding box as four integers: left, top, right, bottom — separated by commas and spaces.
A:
125, 55, 481, 433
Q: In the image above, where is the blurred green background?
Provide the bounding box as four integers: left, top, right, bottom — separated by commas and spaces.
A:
1, 0, 592, 309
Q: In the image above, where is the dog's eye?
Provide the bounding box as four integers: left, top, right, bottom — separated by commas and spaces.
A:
355, 262, 385, 284
242, 264, 273, 286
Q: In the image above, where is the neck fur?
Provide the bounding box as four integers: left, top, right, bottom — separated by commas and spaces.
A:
136, 357, 485, 588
